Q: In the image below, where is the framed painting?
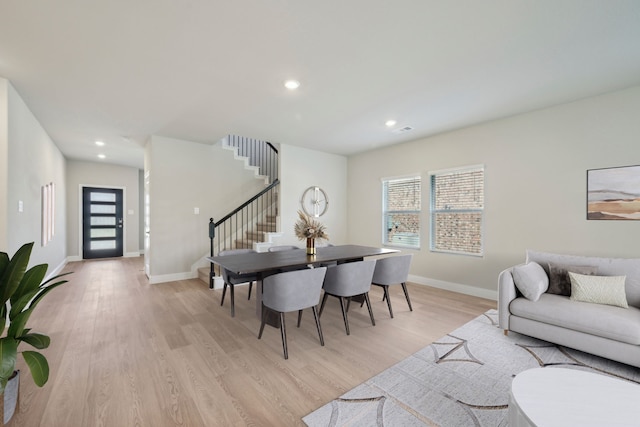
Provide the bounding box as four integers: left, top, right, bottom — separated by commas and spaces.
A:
587, 165, 640, 220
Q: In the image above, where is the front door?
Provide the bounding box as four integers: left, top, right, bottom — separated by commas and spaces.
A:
82, 187, 124, 259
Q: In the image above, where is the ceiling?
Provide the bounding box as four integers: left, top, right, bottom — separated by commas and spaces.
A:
2, 1, 640, 170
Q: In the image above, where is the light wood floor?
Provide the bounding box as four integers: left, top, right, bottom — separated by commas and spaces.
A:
10, 256, 495, 426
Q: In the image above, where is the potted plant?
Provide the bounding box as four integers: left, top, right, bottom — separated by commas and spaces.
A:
0, 242, 70, 424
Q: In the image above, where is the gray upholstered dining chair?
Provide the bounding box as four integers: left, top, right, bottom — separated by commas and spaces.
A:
319, 260, 377, 335
219, 248, 258, 317
258, 267, 327, 360
371, 254, 413, 318
268, 245, 307, 272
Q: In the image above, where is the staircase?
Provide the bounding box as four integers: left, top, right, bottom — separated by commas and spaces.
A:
236, 214, 278, 248
197, 135, 280, 287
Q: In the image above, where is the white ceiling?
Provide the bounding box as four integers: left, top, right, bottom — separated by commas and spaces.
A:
2, 1, 640, 169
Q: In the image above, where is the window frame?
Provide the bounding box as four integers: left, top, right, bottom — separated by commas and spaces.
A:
429, 165, 484, 257
381, 174, 421, 250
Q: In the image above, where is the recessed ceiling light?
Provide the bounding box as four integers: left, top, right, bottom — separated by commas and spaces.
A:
97, 154, 106, 159
284, 80, 300, 90
95, 140, 105, 146
385, 120, 397, 128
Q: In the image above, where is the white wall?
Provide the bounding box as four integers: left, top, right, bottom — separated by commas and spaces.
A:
278, 144, 347, 247
145, 136, 266, 282
0, 79, 8, 250
65, 160, 141, 259
3, 79, 67, 272
348, 85, 640, 299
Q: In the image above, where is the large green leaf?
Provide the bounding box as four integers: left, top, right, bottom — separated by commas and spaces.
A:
22, 351, 49, 387
0, 242, 33, 306
9, 288, 41, 320
19, 333, 50, 350
29, 279, 68, 310
0, 305, 6, 333
11, 264, 47, 305
7, 306, 34, 338
40, 271, 73, 288
0, 338, 18, 392
0, 252, 9, 277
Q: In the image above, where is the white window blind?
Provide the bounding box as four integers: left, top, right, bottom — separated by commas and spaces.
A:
430, 166, 484, 255
382, 176, 421, 248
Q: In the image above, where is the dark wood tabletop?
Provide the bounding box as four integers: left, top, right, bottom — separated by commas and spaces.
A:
207, 244, 397, 275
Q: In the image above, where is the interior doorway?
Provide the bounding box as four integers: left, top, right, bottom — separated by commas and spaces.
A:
82, 187, 124, 259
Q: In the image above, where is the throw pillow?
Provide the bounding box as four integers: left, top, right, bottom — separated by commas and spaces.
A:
569, 272, 629, 308
512, 262, 549, 302
547, 262, 598, 296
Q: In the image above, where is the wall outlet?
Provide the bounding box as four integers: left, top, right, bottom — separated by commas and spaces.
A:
194, 207, 200, 215
18, 200, 23, 212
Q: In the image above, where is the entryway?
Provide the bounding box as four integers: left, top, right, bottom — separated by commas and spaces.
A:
82, 187, 124, 259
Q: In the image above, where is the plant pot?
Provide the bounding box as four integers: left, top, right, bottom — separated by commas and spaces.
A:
1, 370, 19, 426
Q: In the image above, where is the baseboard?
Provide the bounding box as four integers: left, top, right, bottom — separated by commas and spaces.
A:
66, 252, 140, 262
45, 258, 69, 282
408, 274, 497, 301
148, 271, 197, 284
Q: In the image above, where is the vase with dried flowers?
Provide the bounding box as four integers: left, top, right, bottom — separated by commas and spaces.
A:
294, 211, 328, 255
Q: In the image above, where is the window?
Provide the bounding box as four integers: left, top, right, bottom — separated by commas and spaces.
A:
430, 166, 484, 256
382, 175, 421, 249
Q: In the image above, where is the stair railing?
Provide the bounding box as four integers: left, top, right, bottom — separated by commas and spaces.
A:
226, 135, 279, 183
208, 179, 280, 288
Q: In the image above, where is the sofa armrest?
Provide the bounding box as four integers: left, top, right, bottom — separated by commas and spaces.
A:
498, 265, 521, 330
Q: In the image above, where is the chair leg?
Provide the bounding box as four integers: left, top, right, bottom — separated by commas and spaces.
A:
338, 297, 350, 335
258, 304, 268, 339
279, 312, 288, 360
230, 284, 235, 317
346, 297, 351, 312
297, 309, 303, 327
312, 306, 324, 346
248, 281, 253, 300
382, 285, 394, 318
401, 282, 413, 311
364, 293, 375, 326
319, 293, 329, 317
220, 283, 227, 306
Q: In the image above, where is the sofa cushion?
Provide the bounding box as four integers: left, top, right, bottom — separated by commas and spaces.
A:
547, 262, 598, 296
569, 272, 629, 308
509, 293, 640, 345
526, 250, 640, 308
512, 262, 548, 302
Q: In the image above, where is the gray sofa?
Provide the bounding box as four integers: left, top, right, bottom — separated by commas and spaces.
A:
498, 250, 640, 368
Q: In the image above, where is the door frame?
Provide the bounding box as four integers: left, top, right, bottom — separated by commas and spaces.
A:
78, 184, 127, 259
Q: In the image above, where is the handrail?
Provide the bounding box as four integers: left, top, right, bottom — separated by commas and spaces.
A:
266, 141, 278, 154
214, 179, 280, 227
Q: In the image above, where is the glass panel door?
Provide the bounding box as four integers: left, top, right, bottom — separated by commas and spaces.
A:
82, 187, 124, 259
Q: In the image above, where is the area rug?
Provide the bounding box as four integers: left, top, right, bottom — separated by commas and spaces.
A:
302, 309, 640, 426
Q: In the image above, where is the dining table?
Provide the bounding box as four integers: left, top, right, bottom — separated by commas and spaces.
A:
206, 244, 397, 326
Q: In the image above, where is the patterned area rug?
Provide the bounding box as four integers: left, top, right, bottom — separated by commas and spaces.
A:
302, 309, 640, 426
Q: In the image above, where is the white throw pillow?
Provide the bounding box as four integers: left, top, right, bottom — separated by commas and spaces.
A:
569, 272, 629, 308
512, 262, 549, 302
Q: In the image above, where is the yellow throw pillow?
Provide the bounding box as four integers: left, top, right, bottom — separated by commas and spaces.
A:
569, 272, 628, 308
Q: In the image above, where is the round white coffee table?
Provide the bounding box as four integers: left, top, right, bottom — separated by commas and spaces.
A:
509, 368, 640, 426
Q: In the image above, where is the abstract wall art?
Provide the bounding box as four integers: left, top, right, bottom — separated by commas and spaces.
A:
587, 165, 640, 220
